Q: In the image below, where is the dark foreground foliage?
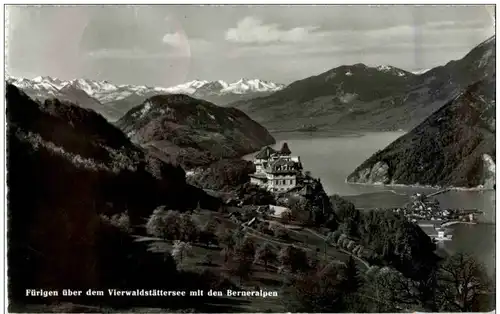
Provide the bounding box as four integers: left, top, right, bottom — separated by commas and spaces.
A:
6, 84, 223, 310
187, 159, 256, 191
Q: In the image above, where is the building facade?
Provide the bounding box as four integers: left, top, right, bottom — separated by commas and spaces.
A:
250, 143, 303, 192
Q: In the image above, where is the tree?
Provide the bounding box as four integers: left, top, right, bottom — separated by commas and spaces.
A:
337, 234, 347, 246
217, 229, 236, 262
100, 212, 132, 233
360, 268, 411, 312
437, 253, 493, 312
186, 159, 255, 191
278, 245, 310, 274
228, 237, 256, 284
288, 197, 313, 225
340, 237, 350, 249
146, 207, 168, 239
352, 244, 361, 255
346, 240, 356, 251
238, 183, 276, 206
235, 237, 256, 261
254, 243, 277, 270
179, 213, 199, 242
342, 256, 361, 293
218, 228, 235, 248
330, 194, 357, 221
289, 197, 311, 212
331, 230, 342, 244
171, 240, 192, 265
282, 262, 346, 312
230, 255, 253, 285
163, 210, 182, 240
280, 210, 292, 224
199, 220, 218, 248
232, 229, 245, 246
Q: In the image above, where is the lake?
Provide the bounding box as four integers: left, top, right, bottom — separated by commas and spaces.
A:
244, 131, 496, 276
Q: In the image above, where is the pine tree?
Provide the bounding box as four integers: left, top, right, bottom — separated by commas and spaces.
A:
342, 256, 361, 293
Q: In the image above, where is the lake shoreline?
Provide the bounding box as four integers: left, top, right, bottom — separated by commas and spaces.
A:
345, 180, 494, 193
441, 221, 477, 228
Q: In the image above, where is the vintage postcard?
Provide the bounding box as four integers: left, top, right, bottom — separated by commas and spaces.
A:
4, 4, 496, 313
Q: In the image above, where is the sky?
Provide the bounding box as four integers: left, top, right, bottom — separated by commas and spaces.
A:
5, 5, 495, 87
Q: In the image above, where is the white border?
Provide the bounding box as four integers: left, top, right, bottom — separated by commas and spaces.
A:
1, 2, 497, 314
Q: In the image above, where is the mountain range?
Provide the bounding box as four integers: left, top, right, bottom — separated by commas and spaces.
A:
230, 36, 495, 133
6, 76, 285, 121
5, 36, 495, 190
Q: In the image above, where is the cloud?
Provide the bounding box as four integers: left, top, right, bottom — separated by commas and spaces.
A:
226, 20, 493, 59
225, 16, 327, 44
162, 32, 184, 47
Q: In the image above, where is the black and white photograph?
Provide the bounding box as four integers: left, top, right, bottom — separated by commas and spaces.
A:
4, 4, 496, 313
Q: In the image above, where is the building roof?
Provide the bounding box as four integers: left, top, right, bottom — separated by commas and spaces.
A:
250, 173, 267, 180
255, 146, 277, 159
266, 158, 299, 174
279, 142, 292, 155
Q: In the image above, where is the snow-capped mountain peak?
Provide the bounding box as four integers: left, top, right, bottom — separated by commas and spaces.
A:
219, 78, 285, 94
7, 75, 285, 105
412, 68, 431, 75
165, 78, 284, 95
376, 65, 407, 77
164, 80, 210, 94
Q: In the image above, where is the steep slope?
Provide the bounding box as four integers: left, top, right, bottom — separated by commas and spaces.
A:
232, 36, 495, 133
346, 74, 495, 188
7, 84, 219, 302
116, 94, 276, 169
6, 83, 220, 221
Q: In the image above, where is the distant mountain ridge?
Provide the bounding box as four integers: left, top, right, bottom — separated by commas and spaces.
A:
231, 36, 495, 133
7, 76, 285, 121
